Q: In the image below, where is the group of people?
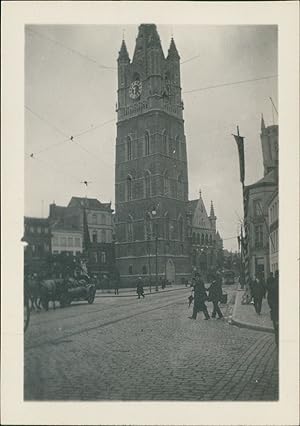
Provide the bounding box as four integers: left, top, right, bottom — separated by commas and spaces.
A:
251, 271, 279, 346
189, 272, 224, 320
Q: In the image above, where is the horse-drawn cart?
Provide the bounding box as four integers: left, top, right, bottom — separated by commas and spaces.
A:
40, 277, 96, 310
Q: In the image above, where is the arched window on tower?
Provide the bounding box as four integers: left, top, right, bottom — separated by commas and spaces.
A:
127, 175, 132, 201
163, 170, 169, 196
162, 130, 168, 155
144, 170, 151, 198
127, 216, 133, 242
165, 213, 170, 240
177, 174, 182, 199
178, 216, 184, 241
145, 131, 150, 156
145, 213, 152, 240
127, 136, 132, 161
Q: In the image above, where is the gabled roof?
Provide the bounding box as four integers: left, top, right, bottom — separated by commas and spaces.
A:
67, 197, 112, 211
187, 195, 212, 230
246, 169, 277, 190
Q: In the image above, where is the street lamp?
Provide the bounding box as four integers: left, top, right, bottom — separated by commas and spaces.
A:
151, 206, 159, 291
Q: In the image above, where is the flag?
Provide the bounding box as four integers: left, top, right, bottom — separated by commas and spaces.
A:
82, 207, 90, 251
233, 133, 245, 184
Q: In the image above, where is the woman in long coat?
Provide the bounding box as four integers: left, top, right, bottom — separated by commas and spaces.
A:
189, 275, 210, 320
208, 280, 223, 319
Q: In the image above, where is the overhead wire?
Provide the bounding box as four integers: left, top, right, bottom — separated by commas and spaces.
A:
183, 74, 278, 94
25, 104, 114, 156
27, 27, 116, 71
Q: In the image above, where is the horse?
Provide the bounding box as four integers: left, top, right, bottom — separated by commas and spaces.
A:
40, 279, 65, 311
27, 275, 42, 311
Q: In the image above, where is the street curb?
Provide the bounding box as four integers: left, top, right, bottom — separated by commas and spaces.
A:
95, 286, 189, 299
230, 291, 274, 334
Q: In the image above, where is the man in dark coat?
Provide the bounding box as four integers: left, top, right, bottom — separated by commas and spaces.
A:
189, 274, 210, 320
267, 270, 279, 346
252, 274, 266, 314
136, 276, 145, 299
208, 279, 223, 319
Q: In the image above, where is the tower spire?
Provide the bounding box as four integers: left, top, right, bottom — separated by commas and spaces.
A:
118, 39, 130, 62
167, 37, 180, 60
261, 113, 266, 131
210, 200, 215, 218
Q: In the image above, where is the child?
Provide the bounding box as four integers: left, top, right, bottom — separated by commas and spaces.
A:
188, 294, 194, 307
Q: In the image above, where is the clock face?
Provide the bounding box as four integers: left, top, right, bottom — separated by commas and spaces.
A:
129, 80, 142, 99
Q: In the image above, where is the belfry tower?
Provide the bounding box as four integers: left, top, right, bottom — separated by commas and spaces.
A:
115, 24, 191, 285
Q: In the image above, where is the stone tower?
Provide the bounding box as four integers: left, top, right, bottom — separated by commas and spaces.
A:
115, 24, 191, 285
260, 114, 279, 176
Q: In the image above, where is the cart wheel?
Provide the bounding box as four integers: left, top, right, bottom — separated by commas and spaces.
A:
87, 294, 95, 304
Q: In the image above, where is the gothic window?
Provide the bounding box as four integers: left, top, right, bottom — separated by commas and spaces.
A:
129, 265, 133, 275
145, 131, 150, 156
205, 234, 209, 244
101, 229, 106, 243
163, 170, 169, 196
145, 170, 151, 198
92, 214, 97, 225
127, 176, 132, 201
192, 232, 195, 243
255, 225, 263, 248
92, 231, 97, 243
209, 235, 212, 245
101, 213, 106, 224
253, 199, 263, 217
142, 265, 147, 275
127, 216, 133, 241
178, 216, 183, 241
197, 233, 200, 244
145, 213, 152, 240
177, 174, 182, 199
127, 136, 132, 161
192, 249, 196, 265
101, 251, 106, 264
162, 130, 168, 155
165, 213, 170, 240
201, 234, 204, 245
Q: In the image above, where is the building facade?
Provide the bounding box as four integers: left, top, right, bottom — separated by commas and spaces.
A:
187, 191, 223, 277
49, 197, 115, 277
245, 117, 278, 280
23, 217, 51, 274
51, 227, 82, 255
268, 191, 279, 274
115, 24, 191, 285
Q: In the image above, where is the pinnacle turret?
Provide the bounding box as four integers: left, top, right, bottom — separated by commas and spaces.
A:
118, 39, 130, 62
167, 37, 180, 60
261, 113, 266, 131
210, 201, 216, 218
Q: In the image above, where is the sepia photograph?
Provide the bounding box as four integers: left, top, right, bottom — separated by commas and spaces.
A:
23, 22, 279, 401
1, 1, 299, 425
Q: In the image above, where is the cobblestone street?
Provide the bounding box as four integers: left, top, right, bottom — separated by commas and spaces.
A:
24, 287, 278, 401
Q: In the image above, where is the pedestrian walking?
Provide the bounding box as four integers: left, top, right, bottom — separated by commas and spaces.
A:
267, 270, 279, 346
252, 274, 266, 314
207, 279, 224, 319
114, 280, 119, 295
136, 276, 145, 299
189, 273, 210, 320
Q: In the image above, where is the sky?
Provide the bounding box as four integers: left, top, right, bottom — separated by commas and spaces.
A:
25, 24, 278, 251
